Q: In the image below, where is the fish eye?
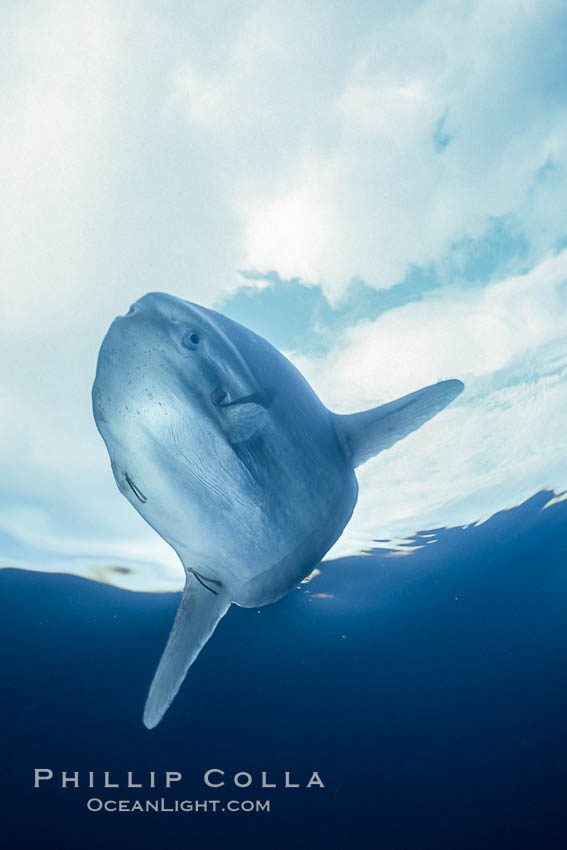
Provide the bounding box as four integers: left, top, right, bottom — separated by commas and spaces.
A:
182, 330, 201, 350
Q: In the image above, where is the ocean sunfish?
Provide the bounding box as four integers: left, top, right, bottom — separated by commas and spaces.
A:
92, 292, 463, 728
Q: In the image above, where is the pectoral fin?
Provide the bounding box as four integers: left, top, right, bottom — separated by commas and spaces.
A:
143, 577, 231, 729
333, 379, 464, 468
223, 402, 267, 443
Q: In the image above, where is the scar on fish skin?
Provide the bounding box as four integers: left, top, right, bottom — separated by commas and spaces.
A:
125, 473, 147, 503
190, 569, 222, 595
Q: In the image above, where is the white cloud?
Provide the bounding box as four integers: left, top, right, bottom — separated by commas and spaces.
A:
231, 0, 567, 297
292, 253, 567, 407
1, 1, 566, 590
241, 180, 342, 284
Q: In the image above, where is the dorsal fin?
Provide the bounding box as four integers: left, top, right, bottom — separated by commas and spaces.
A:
332, 379, 464, 468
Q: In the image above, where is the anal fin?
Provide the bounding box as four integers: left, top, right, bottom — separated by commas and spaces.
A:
143, 577, 230, 729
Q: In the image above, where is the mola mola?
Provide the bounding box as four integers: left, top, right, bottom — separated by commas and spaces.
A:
92, 292, 463, 728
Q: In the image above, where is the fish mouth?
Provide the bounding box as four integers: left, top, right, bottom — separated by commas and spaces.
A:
211, 386, 276, 409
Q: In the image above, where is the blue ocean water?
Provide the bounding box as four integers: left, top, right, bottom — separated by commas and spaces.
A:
1, 490, 567, 849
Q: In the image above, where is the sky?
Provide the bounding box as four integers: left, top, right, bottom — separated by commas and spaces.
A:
1, 0, 567, 590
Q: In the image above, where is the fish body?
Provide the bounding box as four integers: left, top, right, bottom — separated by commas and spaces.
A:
92, 292, 463, 727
